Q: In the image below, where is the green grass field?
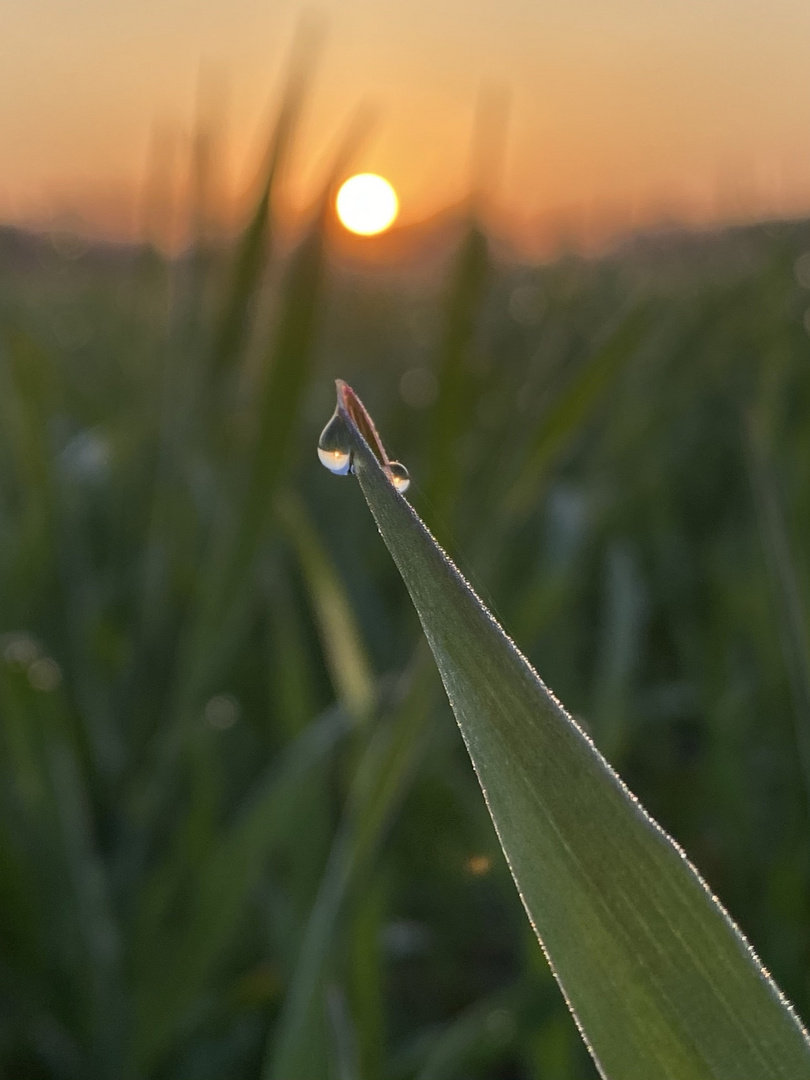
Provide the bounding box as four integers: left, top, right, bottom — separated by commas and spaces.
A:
1, 140, 810, 1079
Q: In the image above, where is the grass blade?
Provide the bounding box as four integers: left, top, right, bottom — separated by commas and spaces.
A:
325, 983, 363, 1080
328, 381, 810, 1080
426, 223, 490, 519
411, 984, 521, 1080
206, 21, 320, 386
133, 706, 349, 1070
262, 653, 438, 1080
503, 303, 653, 518
277, 492, 375, 722
745, 414, 810, 817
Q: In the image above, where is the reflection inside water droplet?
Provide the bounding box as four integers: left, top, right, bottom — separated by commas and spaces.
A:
317, 414, 352, 475
389, 461, 410, 493
317, 446, 351, 474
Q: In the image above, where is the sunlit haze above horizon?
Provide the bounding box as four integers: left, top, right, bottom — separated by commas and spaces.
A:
3, 0, 810, 251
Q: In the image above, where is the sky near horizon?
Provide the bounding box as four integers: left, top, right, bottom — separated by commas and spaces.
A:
3, 0, 810, 246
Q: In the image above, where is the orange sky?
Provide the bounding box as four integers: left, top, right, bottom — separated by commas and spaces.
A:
3, 0, 810, 248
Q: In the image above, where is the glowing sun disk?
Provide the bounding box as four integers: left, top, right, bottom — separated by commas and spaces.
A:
336, 174, 399, 236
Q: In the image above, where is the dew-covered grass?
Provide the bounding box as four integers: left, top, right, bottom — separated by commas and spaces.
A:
1, 116, 810, 1077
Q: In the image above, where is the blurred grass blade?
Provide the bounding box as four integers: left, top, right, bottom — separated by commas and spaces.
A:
325, 983, 363, 1080
426, 223, 490, 518
134, 706, 349, 1070
346, 874, 385, 1079
503, 303, 653, 517
177, 111, 368, 689
333, 382, 810, 1080
745, 414, 810, 815
171, 212, 330, 717
263, 652, 439, 1080
469, 81, 511, 210
0, 669, 127, 1074
277, 492, 375, 721
239, 103, 372, 533
591, 542, 647, 764
406, 984, 521, 1080
129, 108, 369, 894
206, 21, 321, 384
266, 561, 321, 738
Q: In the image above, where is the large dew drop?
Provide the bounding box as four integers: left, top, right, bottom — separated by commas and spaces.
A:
318, 414, 352, 475
389, 461, 410, 493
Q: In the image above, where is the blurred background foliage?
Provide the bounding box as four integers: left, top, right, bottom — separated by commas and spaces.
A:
1, 56, 810, 1080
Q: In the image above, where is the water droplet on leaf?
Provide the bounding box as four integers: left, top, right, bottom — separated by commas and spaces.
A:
318, 413, 352, 475
389, 461, 410, 493
318, 387, 410, 492
318, 446, 351, 474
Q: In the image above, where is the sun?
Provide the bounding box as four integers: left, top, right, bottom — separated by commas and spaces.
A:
336, 174, 399, 236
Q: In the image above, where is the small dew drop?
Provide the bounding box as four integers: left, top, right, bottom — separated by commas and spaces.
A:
389, 461, 410, 493
317, 414, 352, 475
